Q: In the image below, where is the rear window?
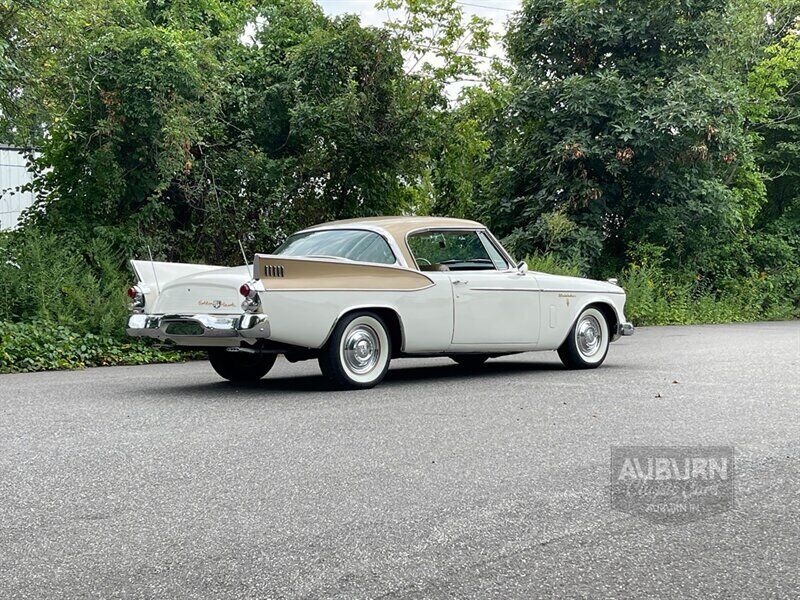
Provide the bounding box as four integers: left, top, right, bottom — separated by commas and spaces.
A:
275, 229, 396, 265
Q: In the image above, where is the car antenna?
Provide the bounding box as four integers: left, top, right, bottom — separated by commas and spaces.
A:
147, 244, 161, 295
238, 239, 252, 277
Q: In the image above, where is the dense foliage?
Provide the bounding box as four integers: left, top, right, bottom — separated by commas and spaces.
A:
497, 0, 753, 269
477, 0, 800, 319
10, 0, 448, 263
0, 0, 798, 371
0, 319, 190, 373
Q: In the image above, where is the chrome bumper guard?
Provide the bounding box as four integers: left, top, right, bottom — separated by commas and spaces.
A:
616, 322, 635, 337
126, 313, 270, 340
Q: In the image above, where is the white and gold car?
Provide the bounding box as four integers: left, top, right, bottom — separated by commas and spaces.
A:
127, 216, 633, 388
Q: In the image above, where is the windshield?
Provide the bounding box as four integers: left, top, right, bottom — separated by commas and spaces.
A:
275, 229, 396, 265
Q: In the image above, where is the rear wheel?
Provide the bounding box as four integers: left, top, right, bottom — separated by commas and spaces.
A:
208, 348, 276, 382
558, 307, 610, 369
319, 311, 391, 390
450, 354, 490, 368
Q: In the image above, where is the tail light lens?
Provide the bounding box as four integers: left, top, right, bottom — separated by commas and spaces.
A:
127, 285, 145, 310
240, 281, 260, 312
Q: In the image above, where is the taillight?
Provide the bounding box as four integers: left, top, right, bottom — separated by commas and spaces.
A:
127, 285, 145, 310
240, 281, 260, 312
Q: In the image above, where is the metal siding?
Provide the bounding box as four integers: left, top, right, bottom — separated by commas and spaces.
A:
0, 148, 36, 230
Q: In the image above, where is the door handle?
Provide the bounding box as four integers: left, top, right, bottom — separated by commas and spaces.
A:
452, 279, 468, 285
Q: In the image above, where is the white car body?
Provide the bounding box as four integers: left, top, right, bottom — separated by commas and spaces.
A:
127, 217, 633, 384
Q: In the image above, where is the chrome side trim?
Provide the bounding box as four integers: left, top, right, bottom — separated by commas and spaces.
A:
468, 286, 625, 295
543, 289, 627, 295
470, 287, 543, 292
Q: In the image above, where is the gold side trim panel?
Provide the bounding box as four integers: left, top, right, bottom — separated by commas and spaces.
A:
254, 255, 434, 291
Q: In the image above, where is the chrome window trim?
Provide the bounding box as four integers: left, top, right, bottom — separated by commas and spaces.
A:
481, 228, 518, 270
476, 230, 511, 271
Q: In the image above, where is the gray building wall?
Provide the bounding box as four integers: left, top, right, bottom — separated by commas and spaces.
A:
0, 146, 36, 230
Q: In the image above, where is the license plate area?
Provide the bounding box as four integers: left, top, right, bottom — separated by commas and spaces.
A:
164, 321, 205, 336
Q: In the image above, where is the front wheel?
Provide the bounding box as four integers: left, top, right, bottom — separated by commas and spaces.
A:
558, 307, 610, 369
319, 311, 391, 390
208, 348, 276, 382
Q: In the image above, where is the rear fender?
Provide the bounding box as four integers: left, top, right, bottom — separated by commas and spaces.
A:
130, 259, 227, 309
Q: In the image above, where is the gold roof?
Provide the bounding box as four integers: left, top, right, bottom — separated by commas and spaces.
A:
301, 216, 486, 267
309, 215, 481, 236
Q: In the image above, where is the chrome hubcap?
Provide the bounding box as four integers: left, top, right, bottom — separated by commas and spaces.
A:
343, 325, 380, 375
576, 315, 602, 357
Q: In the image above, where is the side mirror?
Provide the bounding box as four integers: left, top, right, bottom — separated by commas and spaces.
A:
516, 260, 528, 274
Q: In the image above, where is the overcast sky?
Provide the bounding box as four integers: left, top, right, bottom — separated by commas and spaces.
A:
317, 0, 520, 29
316, 0, 520, 97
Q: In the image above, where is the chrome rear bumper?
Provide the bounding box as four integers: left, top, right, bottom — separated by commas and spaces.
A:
127, 313, 270, 340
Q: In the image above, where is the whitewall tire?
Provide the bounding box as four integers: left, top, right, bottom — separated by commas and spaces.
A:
319, 312, 392, 389
557, 307, 610, 369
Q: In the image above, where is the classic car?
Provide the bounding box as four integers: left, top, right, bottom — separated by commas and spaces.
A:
126, 216, 634, 389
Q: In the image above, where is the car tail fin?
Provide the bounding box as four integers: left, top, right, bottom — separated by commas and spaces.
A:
130, 260, 224, 293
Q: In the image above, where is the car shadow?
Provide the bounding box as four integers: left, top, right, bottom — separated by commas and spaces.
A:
151, 358, 571, 397
385, 359, 566, 386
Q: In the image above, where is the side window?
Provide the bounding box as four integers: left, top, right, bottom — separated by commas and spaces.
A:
408, 230, 496, 271
477, 231, 509, 270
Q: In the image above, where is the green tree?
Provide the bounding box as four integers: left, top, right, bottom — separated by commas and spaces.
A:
375, 0, 496, 219
1, 0, 63, 141
488, 0, 759, 276
189, 4, 441, 261
748, 24, 800, 224
15, 0, 444, 264
420, 77, 511, 219
378, 0, 492, 85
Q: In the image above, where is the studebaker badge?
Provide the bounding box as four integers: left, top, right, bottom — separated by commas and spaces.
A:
127, 216, 633, 389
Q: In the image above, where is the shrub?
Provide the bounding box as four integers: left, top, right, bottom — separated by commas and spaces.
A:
0, 229, 131, 338
522, 249, 799, 327
618, 264, 799, 326
0, 320, 189, 374
0, 229, 199, 374
524, 252, 582, 277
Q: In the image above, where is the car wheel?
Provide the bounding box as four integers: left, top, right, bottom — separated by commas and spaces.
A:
319, 311, 391, 390
208, 348, 276, 382
558, 307, 610, 369
450, 354, 490, 368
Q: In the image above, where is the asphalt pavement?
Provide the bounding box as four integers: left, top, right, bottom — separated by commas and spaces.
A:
1, 321, 799, 599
